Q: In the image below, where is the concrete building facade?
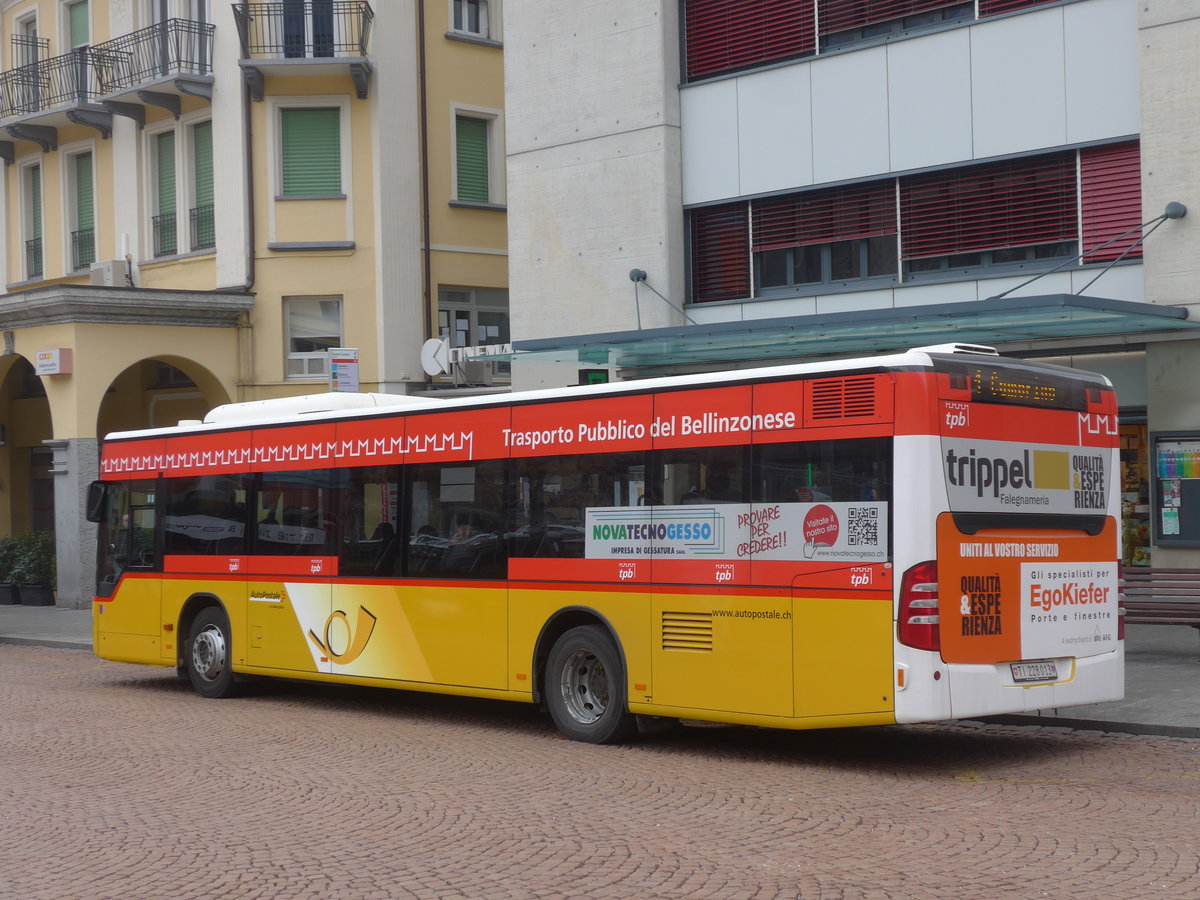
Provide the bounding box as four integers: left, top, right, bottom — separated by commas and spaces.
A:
504, 0, 1200, 567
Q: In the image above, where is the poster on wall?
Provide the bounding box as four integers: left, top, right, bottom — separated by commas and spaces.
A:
1151, 433, 1200, 546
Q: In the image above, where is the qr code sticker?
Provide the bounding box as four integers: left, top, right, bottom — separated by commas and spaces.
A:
847, 507, 879, 546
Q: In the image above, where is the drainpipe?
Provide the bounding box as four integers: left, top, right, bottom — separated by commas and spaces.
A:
417, 0, 433, 386
241, 77, 257, 295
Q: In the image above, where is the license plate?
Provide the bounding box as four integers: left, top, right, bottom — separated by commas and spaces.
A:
1010, 661, 1058, 683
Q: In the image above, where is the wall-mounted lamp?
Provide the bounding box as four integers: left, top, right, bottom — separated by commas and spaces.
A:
989, 201, 1190, 302
628, 268, 696, 328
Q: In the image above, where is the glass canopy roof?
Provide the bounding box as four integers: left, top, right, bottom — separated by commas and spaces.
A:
499, 294, 1199, 369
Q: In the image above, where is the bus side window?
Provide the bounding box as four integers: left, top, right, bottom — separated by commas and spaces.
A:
406, 461, 505, 579
753, 438, 892, 505
509, 451, 643, 559
337, 466, 402, 578
253, 470, 341, 556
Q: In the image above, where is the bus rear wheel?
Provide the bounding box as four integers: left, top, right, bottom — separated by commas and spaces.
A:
545, 625, 636, 744
186, 607, 240, 699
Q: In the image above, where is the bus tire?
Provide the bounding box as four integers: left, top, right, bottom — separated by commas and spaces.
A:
186, 607, 240, 699
545, 625, 636, 744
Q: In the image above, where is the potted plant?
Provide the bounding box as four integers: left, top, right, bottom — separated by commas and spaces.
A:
0, 537, 18, 605
12, 531, 56, 606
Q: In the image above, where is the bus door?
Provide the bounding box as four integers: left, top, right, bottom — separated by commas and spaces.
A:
246, 471, 335, 675
753, 434, 895, 718
94, 480, 163, 661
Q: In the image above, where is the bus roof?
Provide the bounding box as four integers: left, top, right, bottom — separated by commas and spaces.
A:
102, 343, 1094, 443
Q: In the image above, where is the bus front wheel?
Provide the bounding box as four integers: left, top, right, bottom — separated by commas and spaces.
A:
186, 607, 240, 699
545, 625, 636, 744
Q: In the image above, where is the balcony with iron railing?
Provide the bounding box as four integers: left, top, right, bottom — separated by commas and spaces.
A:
91, 18, 215, 118
153, 212, 178, 258
72, 228, 96, 271
0, 47, 107, 148
0, 19, 213, 151
190, 205, 216, 251
25, 238, 43, 279
232, 2, 374, 100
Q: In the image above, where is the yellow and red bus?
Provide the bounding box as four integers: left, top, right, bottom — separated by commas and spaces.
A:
89, 344, 1123, 742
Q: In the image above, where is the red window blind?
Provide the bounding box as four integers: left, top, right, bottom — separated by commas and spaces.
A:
685, 0, 816, 82
978, 0, 1057, 16
818, 0, 964, 36
1080, 141, 1142, 262
690, 203, 751, 303
752, 181, 896, 250
899, 153, 1076, 259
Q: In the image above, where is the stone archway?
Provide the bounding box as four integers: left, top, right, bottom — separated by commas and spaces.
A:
0, 355, 54, 539
96, 355, 233, 439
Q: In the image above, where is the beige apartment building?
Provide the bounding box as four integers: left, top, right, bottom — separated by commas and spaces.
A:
0, 0, 508, 605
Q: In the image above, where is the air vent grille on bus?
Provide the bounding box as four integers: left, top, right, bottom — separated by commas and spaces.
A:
809, 375, 878, 419
661, 612, 714, 652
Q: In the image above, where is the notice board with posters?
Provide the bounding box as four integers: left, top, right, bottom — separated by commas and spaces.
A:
1150, 431, 1200, 546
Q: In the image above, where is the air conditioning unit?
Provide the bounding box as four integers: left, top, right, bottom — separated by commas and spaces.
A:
90, 259, 126, 286
454, 360, 494, 386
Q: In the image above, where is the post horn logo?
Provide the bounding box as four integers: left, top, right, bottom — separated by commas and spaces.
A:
308, 605, 377, 665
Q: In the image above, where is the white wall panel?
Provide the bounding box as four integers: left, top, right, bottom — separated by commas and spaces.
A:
973, 270, 1075, 301
971, 10, 1067, 158
1069, 263, 1145, 302
1064, 0, 1140, 144
892, 280, 981, 307
740, 296, 818, 320
681, 80, 741, 204
810, 47, 891, 184
887, 30, 974, 172
815, 289, 894, 314
737, 66, 814, 197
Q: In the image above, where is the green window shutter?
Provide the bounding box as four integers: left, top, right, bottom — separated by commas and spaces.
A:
455, 116, 489, 203
281, 108, 341, 196
30, 165, 42, 239
69, 1, 90, 48
157, 131, 176, 216
75, 152, 94, 230
193, 121, 213, 207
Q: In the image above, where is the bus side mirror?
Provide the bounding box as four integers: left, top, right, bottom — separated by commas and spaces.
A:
86, 482, 107, 523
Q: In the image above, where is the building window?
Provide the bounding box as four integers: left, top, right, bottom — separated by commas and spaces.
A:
1080, 141, 1142, 263
978, 0, 1059, 15
190, 120, 214, 250
899, 152, 1076, 276
454, 115, 491, 204
24, 163, 44, 279
684, 0, 815, 82
153, 130, 177, 256
690, 203, 750, 304
689, 144, 1140, 303
753, 181, 897, 292
452, 0, 489, 38
65, 0, 90, 49
282, 0, 336, 59
69, 151, 95, 271
820, 0, 972, 51
439, 287, 509, 374
280, 107, 341, 196
286, 297, 343, 379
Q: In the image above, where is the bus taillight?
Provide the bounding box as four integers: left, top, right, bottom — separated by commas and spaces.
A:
899, 561, 940, 652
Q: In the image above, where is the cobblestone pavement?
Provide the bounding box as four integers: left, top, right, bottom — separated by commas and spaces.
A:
3, 646, 1199, 900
